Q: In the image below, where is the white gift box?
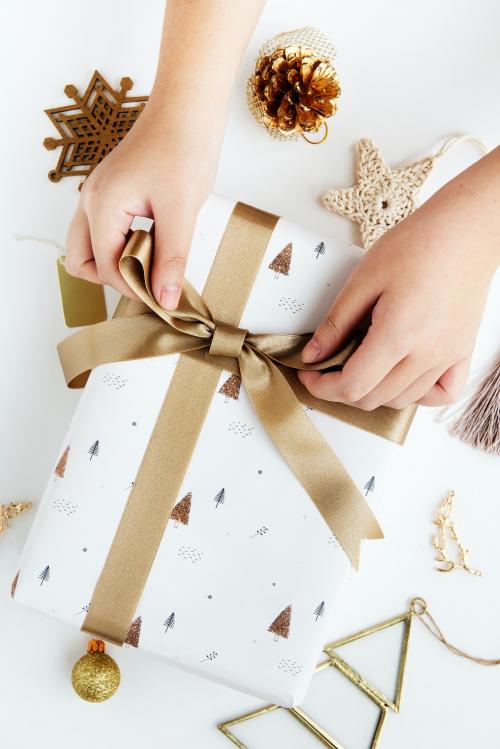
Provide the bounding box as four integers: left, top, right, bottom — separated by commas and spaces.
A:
14, 194, 403, 707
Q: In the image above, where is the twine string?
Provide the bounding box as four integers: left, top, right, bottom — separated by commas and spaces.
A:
410, 598, 500, 666
433, 134, 488, 160
15, 235, 65, 254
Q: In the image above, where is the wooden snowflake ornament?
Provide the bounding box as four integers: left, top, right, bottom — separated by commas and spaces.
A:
43, 70, 148, 188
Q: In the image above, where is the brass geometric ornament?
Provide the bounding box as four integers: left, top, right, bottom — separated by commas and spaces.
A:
43, 70, 148, 188
324, 608, 413, 714
219, 603, 414, 749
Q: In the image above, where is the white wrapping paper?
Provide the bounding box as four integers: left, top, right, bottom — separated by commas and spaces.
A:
14, 194, 402, 706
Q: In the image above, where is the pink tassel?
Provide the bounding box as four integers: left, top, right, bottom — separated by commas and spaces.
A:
450, 355, 500, 455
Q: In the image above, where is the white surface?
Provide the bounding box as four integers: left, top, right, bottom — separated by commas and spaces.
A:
1, 0, 499, 747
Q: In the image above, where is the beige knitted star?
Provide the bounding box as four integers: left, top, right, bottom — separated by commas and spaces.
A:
322, 138, 436, 248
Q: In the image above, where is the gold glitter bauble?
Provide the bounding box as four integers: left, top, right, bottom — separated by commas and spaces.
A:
71, 640, 120, 702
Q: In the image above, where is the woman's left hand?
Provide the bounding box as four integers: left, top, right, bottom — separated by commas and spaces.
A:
299, 147, 500, 410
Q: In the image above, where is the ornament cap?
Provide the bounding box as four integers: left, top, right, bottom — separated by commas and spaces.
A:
87, 639, 106, 654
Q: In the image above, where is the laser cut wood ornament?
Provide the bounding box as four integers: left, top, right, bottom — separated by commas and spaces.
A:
43, 70, 148, 188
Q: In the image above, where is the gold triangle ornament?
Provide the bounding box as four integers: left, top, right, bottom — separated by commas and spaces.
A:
219, 601, 415, 749
220, 597, 500, 748
219, 668, 388, 749
57, 256, 107, 327
323, 607, 412, 714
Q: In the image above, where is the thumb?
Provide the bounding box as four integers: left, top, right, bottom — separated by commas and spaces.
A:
151, 202, 197, 311
301, 267, 378, 363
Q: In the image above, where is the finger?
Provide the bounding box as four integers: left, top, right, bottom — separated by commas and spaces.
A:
65, 202, 99, 283
351, 356, 431, 411
301, 265, 380, 364
151, 201, 198, 310
417, 357, 470, 407
300, 351, 420, 409
384, 365, 446, 409
88, 203, 139, 300
299, 316, 408, 404
297, 369, 348, 402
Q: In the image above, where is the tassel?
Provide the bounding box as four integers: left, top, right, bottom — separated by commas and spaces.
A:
450, 355, 500, 455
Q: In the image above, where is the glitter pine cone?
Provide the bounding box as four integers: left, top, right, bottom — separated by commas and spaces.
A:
251, 45, 340, 135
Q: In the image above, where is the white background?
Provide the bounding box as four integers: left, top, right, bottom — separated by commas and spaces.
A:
1, 1, 499, 748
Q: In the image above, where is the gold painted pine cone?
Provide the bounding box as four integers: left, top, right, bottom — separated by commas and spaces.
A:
253, 45, 340, 134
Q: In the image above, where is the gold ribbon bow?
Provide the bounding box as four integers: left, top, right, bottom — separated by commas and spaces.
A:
57, 203, 414, 645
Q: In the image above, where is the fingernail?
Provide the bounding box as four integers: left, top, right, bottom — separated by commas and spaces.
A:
297, 370, 309, 385
302, 338, 321, 363
159, 285, 180, 310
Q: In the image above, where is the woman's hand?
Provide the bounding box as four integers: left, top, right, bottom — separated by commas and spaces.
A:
65, 105, 218, 308
299, 147, 500, 409
64, 0, 264, 310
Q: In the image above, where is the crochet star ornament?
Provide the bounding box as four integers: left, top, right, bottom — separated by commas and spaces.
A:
322, 138, 435, 248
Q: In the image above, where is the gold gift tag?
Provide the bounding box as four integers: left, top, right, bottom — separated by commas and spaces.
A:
57, 256, 107, 327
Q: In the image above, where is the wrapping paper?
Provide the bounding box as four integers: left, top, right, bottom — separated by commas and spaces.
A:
14, 194, 402, 706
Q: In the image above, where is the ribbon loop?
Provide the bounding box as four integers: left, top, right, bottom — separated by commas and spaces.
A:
209, 323, 248, 359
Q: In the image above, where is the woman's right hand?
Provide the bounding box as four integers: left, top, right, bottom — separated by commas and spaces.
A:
65, 100, 220, 310
65, 0, 265, 310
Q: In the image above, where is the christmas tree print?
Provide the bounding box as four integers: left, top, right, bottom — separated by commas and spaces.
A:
10, 570, 19, 598
54, 445, 69, 477
163, 612, 175, 634
314, 241, 326, 259
314, 601, 325, 621
250, 526, 269, 538
200, 650, 218, 663
88, 440, 100, 460
75, 604, 90, 615
38, 565, 50, 586
268, 605, 292, 641
364, 476, 376, 496
218, 373, 241, 402
125, 615, 142, 647
170, 492, 192, 527
269, 242, 292, 278
213, 488, 225, 508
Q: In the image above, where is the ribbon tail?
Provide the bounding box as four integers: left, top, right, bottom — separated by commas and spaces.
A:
240, 346, 383, 569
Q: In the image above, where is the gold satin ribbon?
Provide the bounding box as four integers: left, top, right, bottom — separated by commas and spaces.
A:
56, 202, 415, 645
